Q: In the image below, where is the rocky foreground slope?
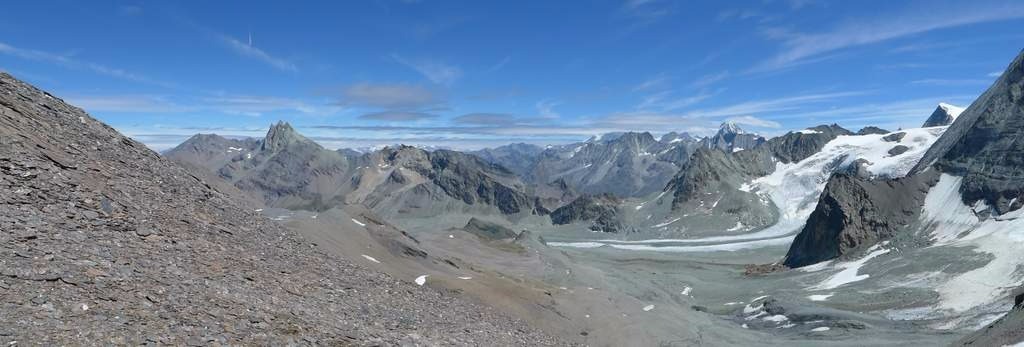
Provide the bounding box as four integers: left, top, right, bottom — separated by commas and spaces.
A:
0, 72, 564, 345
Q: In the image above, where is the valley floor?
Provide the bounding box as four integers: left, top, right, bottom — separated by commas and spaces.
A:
269, 204, 999, 346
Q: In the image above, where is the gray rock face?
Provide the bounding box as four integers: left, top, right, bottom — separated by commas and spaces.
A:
168, 127, 546, 217
782, 170, 938, 268
470, 142, 545, 178
0, 72, 563, 345
921, 103, 964, 127
421, 149, 544, 215
887, 145, 910, 156
856, 126, 890, 135
526, 131, 697, 198
700, 121, 766, 152
666, 124, 852, 211
163, 134, 260, 172
784, 50, 1024, 268
550, 194, 627, 233
913, 51, 1024, 214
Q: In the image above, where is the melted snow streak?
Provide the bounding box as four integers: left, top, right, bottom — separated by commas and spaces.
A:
351, 218, 366, 227
551, 127, 945, 253
361, 254, 381, 263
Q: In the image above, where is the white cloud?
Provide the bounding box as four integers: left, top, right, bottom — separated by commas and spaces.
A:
987, 71, 1003, 78
392, 54, 462, 85
218, 34, 298, 72
756, 1, 1024, 71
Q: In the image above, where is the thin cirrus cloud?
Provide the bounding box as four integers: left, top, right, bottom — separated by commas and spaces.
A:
0, 41, 176, 89
359, 111, 438, 121
65, 95, 190, 113
755, 1, 1024, 72
910, 78, 991, 87
217, 34, 298, 72
391, 54, 462, 85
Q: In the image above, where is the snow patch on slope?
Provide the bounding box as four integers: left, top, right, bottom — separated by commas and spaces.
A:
923, 174, 1024, 313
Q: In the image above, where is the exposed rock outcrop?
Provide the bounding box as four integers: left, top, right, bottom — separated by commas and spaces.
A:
550, 194, 628, 233
856, 126, 891, 135
782, 170, 938, 268
462, 217, 519, 240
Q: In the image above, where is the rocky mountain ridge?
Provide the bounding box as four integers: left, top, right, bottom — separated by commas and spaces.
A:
784, 50, 1024, 268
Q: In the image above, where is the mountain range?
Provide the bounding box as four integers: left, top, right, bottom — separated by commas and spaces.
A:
5, 47, 1024, 345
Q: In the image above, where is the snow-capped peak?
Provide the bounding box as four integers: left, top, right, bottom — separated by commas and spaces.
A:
938, 103, 965, 118
719, 121, 744, 135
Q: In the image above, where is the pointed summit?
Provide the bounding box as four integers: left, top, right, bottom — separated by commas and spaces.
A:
718, 120, 744, 135
922, 102, 965, 127
261, 121, 318, 152
703, 121, 764, 151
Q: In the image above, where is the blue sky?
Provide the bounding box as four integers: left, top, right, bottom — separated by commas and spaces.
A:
1, 0, 1022, 150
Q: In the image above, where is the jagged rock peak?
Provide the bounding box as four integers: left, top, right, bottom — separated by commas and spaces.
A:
922, 102, 965, 127
718, 120, 744, 135
261, 121, 317, 152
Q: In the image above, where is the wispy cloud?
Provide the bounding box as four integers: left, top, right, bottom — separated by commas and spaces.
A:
217, 34, 298, 72
633, 74, 671, 92
637, 90, 715, 111
536, 100, 561, 118
726, 115, 781, 128
66, 95, 189, 113
0, 41, 175, 88
685, 91, 868, 118
910, 78, 990, 87
203, 95, 333, 116
453, 113, 516, 125
337, 82, 445, 110
987, 71, 1003, 78
755, 1, 1024, 71
359, 111, 438, 121
392, 54, 462, 85
485, 56, 511, 73
690, 71, 730, 88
